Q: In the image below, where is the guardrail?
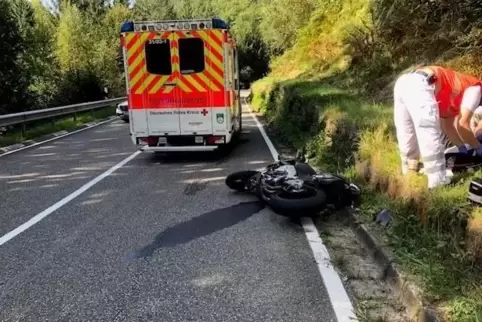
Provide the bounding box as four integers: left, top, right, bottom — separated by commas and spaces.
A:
0, 97, 126, 135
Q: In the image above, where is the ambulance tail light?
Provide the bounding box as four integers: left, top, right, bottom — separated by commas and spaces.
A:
138, 136, 159, 146
207, 136, 225, 144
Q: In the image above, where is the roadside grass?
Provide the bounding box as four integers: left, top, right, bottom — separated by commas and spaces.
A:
251, 75, 482, 321
0, 107, 116, 148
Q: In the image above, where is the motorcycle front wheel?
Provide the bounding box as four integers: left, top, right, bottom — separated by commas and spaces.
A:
225, 170, 260, 192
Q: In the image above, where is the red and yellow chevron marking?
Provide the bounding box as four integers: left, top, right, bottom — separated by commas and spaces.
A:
161, 30, 225, 94
125, 32, 163, 94
190, 30, 225, 90
124, 29, 226, 96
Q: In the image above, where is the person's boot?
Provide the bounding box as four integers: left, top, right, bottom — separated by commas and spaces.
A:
407, 159, 420, 172
427, 172, 451, 189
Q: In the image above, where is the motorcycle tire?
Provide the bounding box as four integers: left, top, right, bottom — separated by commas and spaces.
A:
225, 170, 260, 192
265, 188, 327, 217
445, 152, 482, 172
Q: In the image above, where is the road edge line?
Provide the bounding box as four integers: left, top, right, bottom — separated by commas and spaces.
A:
0, 150, 141, 247
0, 116, 119, 158
247, 106, 359, 322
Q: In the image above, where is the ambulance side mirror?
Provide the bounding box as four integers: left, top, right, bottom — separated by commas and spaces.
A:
234, 79, 239, 90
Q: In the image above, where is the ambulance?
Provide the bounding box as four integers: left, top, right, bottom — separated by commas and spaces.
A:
119, 18, 242, 152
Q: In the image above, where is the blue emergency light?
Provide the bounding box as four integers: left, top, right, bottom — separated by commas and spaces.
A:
120, 20, 134, 32
212, 18, 229, 29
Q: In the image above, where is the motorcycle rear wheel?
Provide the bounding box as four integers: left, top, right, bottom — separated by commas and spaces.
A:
264, 187, 327, 217
225, 170, 260, 192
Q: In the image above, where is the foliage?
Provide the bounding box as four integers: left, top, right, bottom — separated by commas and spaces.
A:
0, 0, 280, 116
0, 0, 33, 115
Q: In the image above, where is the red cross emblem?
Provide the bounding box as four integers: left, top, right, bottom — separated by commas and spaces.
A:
201, 109, 208, 116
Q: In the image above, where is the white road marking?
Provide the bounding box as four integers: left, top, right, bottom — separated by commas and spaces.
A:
247, 107, 359, 322
0, 150, 141, 246
0, 117, 118, 158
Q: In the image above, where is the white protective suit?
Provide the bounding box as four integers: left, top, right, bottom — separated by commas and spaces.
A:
393, 72, 450, 188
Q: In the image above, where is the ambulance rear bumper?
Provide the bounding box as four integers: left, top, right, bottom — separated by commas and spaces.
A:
139, 145, 219, 152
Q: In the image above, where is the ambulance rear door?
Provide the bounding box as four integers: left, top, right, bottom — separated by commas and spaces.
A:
142, 33, 181, 135
175, 30, 222, 135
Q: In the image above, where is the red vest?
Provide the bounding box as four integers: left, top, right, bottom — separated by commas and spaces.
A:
416, 66, 482, 118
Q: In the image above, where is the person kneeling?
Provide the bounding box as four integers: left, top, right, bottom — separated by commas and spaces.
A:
393, 65, 482, 189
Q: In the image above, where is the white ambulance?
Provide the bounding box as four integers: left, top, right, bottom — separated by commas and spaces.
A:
119, 18, 242, 152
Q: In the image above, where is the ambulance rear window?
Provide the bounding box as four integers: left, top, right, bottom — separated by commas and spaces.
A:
145, 39, 172, 75
179, 38, 205, 74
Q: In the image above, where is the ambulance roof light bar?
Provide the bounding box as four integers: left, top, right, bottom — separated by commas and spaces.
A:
120, 18, 229, 33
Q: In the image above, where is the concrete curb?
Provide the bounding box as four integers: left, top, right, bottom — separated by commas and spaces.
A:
0, 116, 118, 157
346, 212, 441, 322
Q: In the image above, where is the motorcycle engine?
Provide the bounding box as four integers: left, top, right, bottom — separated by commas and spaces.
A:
271, 165, 297, 177
262, 164, 304, 190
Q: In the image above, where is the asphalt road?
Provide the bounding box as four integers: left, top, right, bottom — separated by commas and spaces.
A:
0, 107, 339, 321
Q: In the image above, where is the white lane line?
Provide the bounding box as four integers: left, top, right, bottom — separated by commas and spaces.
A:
0, 117, 118, 158
247, 107, 359, 322
0, 150, 141, 246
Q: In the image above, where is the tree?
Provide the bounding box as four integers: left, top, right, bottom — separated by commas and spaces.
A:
70, 0, 107, 12
0, 0, 33, 114
259, 0, 317, 55
94, 4, 133, 96
54, 1, 105, 104
30, 0, 61, 108
132, 0, 175, 20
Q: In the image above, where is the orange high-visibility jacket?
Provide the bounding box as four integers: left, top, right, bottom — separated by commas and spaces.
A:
416, 66, 482, 118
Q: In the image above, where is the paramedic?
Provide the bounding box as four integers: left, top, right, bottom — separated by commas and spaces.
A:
393, 65, 482, 189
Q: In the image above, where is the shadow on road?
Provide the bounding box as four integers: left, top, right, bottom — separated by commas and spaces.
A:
126, 201, 265, 259
141, 137, 251, 165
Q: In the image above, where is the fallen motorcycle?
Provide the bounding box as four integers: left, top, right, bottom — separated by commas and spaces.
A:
444, 142, 482, 172
225, 152, 361, 217
445, 151, 482, 172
